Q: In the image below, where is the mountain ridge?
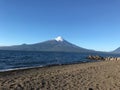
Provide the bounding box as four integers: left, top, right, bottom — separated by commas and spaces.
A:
112, 47, 120, 53
0, 36, 95, 52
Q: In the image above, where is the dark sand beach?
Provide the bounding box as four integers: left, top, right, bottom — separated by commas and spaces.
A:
0, 61, 120, 90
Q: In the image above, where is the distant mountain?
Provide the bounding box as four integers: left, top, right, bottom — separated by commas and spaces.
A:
112, 47, 120, 53
0, 36, 95, 52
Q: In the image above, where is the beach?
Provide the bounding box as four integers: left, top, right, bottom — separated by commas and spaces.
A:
0, 61, 120, 90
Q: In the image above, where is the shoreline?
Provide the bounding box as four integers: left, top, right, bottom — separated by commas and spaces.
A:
0, 60, 120, 90
0, 60, 95, 73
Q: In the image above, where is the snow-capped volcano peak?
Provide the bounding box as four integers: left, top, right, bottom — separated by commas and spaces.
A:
55, 36, 64, 42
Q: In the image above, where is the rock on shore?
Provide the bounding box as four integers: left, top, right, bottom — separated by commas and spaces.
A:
87, 55, 120, 61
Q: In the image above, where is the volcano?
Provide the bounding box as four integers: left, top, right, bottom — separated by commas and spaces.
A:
0, 36, 95, 52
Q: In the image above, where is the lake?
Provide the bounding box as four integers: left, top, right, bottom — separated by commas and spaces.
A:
0, 50, 120, 71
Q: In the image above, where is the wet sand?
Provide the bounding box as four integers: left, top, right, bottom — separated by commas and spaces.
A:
0, 61, 120, 90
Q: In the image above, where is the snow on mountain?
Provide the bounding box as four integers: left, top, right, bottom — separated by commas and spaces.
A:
55, 36, 64, 42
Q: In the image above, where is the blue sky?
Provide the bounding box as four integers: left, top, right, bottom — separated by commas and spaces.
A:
0, 0, 120, 51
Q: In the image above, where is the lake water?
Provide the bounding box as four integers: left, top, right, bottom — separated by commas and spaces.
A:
0, 50, 120, 71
